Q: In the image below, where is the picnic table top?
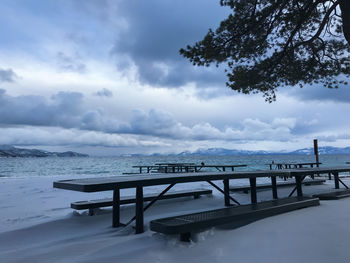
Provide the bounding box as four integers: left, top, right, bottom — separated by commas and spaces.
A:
266, 162, 322, 165
53, 166, 350, 193
154, 163, 196, 166
132, 164, 247, 168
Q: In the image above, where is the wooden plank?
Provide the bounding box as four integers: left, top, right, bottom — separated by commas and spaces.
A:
54, 166, 350, 192
71, 188, 213, 210
150, 197, 320, 239
313, 189, 350, 200
53, 170, 293, 192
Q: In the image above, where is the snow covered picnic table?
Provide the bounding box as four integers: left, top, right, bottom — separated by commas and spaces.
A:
131, 163, 247, 173
53, 166, 350, 235
267, 162, 322, 170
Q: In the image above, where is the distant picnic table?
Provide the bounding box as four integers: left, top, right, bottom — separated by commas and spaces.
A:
131, 163, 247, 173
267, 162, 322, 170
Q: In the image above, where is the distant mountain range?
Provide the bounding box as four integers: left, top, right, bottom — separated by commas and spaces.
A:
170, 146, 350, 156
0, 145, 89, 157
2, 145, 350, 158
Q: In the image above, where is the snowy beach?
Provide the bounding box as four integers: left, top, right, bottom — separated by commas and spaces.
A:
1, 174, 350, 263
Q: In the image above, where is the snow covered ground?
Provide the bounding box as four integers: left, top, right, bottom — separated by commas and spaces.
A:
1, 175, 350, 263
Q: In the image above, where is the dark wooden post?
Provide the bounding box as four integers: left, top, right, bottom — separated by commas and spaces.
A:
135, 186, 144, 234
295, 176, 303, 197
314, 139, 319, 167
334, 172, 340, 189
223, 179, 230, 206
271, 176, 278, 199
249, 177, 257, 204
112, 188, 120, 227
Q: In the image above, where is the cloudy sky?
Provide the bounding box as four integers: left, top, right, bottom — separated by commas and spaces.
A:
0, 0, 350, 156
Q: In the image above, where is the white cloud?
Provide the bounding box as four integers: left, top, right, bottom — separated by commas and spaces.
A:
0, 126, 168, 148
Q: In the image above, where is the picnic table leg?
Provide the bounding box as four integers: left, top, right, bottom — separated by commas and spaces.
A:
295, 176, 303, 197
112, 188, 120, 227
135, 186, 144, 234
249, 177, 257, 204
334, 172, 340, 189
271, 176, 278, 199
223, 179, 230, 206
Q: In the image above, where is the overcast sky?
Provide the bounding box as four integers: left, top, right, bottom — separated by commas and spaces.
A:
0, 0, 350, 156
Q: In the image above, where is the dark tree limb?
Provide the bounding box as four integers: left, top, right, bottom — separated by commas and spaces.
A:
340, 0, 350, 44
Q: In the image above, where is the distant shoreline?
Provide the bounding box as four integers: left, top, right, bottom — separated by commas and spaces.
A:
0, 145, 88, 158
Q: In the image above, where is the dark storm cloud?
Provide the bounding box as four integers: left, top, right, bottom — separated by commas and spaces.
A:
0, 90, 300, 142
129, 109, 178, 136
0, 68, 17, 82
56, 52, 86, 73
281, 78, 350, 103
109, 0, 230, 88
94, 88, 113, 98
0, 89, 84, 127
0, 89, 128, 133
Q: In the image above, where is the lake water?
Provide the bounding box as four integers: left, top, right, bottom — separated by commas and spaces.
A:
1, 154, 350, 178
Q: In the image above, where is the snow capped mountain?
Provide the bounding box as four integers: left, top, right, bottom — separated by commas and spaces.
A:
0, 145, 88, 157
175, 146, 350, 156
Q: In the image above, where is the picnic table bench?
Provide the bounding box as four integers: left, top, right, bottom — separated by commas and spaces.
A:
230, 178, 326, 193
150, 196, 320, 241
313, 189, 350, 200
71, 188, 212, 215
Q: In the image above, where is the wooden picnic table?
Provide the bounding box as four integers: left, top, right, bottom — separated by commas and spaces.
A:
132, 164, 247, 173
267, 162, 322, 170
53, 166, 350, 234
180, 164, 247, 172
132, 163, 196, 173
53, 169, 284, 234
